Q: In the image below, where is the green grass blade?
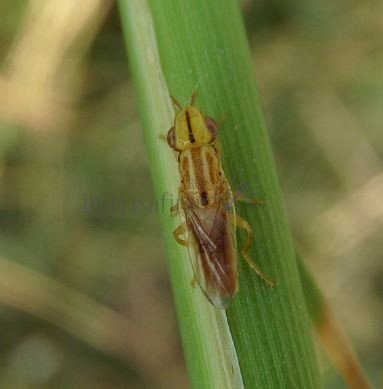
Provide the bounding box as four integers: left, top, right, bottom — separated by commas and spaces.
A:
119, 0, 321, 388
118, 1, 244, 388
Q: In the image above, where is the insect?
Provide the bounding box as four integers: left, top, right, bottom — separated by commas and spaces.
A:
167, 92, 274, 309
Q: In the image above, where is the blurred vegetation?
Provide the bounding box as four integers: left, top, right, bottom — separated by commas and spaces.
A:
0, 0, 381, 388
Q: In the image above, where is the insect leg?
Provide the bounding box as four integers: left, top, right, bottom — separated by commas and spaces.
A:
171, 187, 185, 215
174, 222, 199, 287
174, 223, 199, 286
233, 191, 264, 205
173, 222, 190, 247
191, 276, 198, 288
213, 140, 223, 156
170, 201, 180, 215
232, 214, 275, 288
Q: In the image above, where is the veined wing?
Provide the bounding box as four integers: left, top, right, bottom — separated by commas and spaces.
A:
184, 198, 238, 309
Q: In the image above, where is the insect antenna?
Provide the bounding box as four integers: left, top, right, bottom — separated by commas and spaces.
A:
191, 91, 197, 106
191, 76, 202, 106
170, 95, 183, 109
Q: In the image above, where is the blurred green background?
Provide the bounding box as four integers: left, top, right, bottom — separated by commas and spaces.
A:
0, 0, 381, 387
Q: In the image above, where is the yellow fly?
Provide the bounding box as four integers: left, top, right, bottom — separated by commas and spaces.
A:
167, 92, 274, 309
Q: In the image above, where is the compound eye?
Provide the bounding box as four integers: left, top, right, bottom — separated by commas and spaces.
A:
167, 126, 176, 149
205, 117, 219, 140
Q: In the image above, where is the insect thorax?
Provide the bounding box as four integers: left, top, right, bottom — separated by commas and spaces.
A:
179, 145, 226, 207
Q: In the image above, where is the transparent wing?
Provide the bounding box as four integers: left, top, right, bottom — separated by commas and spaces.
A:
184, 198, 238, 309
